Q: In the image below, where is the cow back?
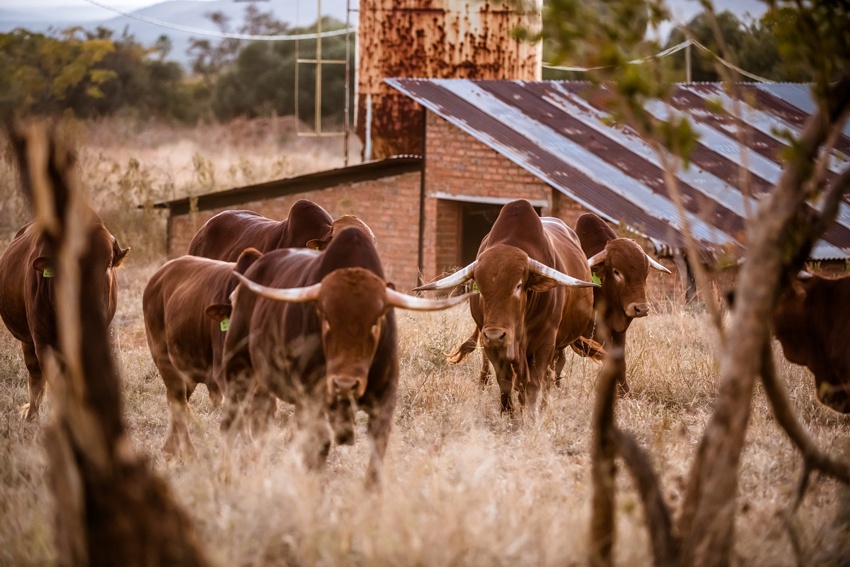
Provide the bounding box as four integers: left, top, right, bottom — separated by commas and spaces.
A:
188, 200, 333, 261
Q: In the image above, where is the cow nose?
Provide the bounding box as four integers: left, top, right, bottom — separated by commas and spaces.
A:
482, 327, 507, 345
628, 303, 650, 318
331, 376, 361, 396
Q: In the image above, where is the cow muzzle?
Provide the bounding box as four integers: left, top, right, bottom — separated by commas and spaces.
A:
481, 326, 517, 361
626, 302, 650, 318
328, 375, 366, 399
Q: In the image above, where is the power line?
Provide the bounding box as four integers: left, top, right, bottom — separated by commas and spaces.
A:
80, 0, 356, 41
543, 38, 773, 83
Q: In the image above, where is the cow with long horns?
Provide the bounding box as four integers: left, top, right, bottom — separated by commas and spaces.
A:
222, 227, 473, 484
559, 213, 671, 391
417, 200, 598, 414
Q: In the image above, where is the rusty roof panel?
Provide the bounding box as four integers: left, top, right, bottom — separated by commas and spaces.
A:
387, 78, 850, 260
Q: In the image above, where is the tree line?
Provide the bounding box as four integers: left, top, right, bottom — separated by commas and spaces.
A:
0, 3, 353, 126
0, 6, 823, 124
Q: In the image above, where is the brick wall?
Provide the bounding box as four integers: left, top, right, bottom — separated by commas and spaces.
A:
168, 171, 423, 290
421, 111, 592, 280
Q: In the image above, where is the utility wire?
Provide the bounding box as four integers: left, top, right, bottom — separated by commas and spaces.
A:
543, 38, 773, 83
82, 0, 771, 82
80, 0, 355, 41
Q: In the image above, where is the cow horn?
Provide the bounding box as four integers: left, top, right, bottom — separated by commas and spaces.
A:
527, 258, 599, 288
587, 250, 607, 268
797, 270, 813, 280
387, 289, 475, 311
234, 273, 321, 303
413, 262, 476, 291
645, 253, 672, 273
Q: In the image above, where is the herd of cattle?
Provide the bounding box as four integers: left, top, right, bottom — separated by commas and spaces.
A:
1, 198, 848, 481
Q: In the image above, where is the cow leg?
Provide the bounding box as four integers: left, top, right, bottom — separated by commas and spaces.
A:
206, 378, 224, 410
294, 401, 331, 471
553, 348, 567, 388
479, 349, 491, 386
160, 366, 194, 456
21, 343, 44, 422
365, 405, 393, 488
328, 397, 356, 446
489, 358, 515, 414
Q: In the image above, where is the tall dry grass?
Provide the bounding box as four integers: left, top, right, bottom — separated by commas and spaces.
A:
0, 119, 848, 566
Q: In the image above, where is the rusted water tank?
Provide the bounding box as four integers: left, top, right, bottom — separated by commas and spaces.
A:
357, 0, 541, 159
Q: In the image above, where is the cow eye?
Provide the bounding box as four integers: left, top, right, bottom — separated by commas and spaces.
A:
613, 269, 622, 280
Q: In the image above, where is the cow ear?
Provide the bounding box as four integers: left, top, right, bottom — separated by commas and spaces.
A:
527, 273, 560, 292
235, 247, 262, 274
306, 237, 330, 251
205, 304, 232, 322
33, 256, 52, 272
113, 247, 130, 268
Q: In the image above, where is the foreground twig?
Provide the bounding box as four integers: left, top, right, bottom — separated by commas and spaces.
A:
12, 122, 209, 567
759, 341, 850, 495
614, 428, 679, 567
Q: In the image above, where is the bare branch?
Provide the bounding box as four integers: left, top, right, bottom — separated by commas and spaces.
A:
589, 329, 623, 567
614, 428, 680, 567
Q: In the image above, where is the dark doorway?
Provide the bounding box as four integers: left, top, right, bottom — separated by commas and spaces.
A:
459, 202, 541, 265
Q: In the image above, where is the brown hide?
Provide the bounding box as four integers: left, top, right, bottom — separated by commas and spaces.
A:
566, 213, 659, 392
0, 217, 128, 421
223, 228, 400, 481
142, 248, 261, 454
460, 200, 594, 413
224, 228, 469, 483
187, 199, 333, 261
773, 274, 850, 413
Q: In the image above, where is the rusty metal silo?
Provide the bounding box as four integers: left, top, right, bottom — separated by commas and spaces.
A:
357, 0, 542, 159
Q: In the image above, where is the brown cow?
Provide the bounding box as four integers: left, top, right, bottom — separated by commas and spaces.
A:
416, 200, 598, 414
222, 227, 473, 483
187, 199, 333, 261
0, 217, 129, 420
559, 213, 671, 391
771, 272, 850, 413
142, 248, 262, 455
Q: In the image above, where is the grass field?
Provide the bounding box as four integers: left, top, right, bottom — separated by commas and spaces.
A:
0, 119, 848, 566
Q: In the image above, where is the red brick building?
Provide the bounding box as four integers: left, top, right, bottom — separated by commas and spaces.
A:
160, 114, 587, 292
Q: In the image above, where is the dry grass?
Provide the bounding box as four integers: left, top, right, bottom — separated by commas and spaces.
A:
1, 120, 848, 566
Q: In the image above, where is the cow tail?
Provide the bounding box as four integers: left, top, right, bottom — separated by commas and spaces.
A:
570, 336, 606, 363
447, 327, 480, 365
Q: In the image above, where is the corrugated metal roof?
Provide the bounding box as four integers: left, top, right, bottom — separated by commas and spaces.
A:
386, 79, 850, 261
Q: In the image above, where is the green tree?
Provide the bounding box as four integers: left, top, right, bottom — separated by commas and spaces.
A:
0, 29, 116, 119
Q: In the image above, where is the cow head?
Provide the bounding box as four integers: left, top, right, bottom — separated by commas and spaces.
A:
235, 268, 473, 399
586, 239, 670, 333
414, 244, 598, 363
772, 272, 814, 368
33, 223, 129, 321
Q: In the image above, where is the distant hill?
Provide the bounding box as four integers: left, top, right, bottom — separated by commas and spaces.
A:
0, 0, 353, 68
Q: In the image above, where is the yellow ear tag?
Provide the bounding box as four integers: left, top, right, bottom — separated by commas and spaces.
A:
43, 268, 55, 278
220, 318, 229, 332
592, 272, 601, 285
